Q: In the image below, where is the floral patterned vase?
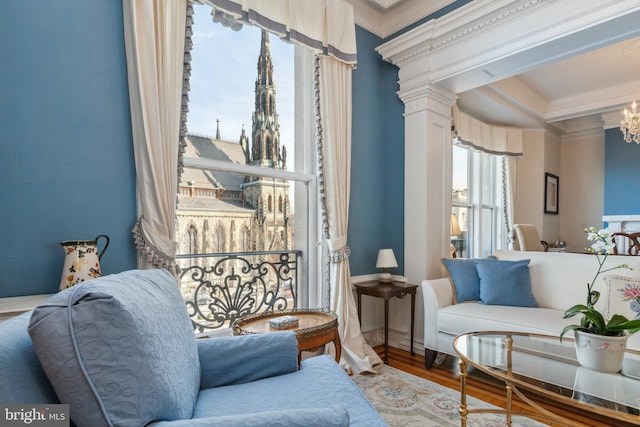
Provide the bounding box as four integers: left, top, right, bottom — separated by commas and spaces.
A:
574, 330, 628, 373
59, 234, 110, 291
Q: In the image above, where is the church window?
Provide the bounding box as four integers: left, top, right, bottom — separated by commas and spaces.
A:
278, 196, 283, 213
186, 223, 198, 254
267, 194, 273, 212
213, 223, 225, 252
240, 225, 250, 251
184, 223, 199, 267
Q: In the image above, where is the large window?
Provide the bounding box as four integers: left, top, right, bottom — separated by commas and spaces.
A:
176, 4, 320, 330
451, 144, 504, 258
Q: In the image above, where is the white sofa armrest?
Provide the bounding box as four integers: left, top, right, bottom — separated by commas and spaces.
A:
421, 278, 453, 351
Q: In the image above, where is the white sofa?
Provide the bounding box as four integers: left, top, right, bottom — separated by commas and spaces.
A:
421, 250, 640, 369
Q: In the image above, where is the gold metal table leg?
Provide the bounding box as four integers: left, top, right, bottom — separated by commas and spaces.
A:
506, 335, 513, 427
458, 358, 468, 427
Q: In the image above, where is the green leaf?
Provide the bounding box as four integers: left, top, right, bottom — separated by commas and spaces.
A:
563, 304, 589, 318
560, 324, 584, 342
608, 318, 640, 332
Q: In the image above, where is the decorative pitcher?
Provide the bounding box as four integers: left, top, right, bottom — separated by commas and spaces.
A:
59, 234, 110, 291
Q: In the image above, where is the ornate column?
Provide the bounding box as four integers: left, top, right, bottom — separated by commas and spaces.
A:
377, 21, 457, 283
400, 84, 456, 283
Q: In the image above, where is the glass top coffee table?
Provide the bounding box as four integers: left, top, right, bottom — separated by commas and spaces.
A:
453, 332, 640, 426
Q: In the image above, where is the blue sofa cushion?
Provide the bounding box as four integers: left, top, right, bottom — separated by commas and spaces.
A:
194, 355, 386, 426
147, 406, 350, 427
28, 269, 200, 427
475, 258, 537, 307
0, 312, 59, 404
198, 332, 299, 389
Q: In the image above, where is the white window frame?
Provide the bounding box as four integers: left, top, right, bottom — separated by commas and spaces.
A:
182, 44, 322, 308
452, 145, 504, 258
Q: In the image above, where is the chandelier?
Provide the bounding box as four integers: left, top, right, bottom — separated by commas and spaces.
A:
620, 101, 640, 144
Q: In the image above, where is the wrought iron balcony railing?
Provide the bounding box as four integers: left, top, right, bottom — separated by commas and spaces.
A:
176, 250, 301, 333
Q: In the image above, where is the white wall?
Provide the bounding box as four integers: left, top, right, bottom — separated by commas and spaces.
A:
515, 130, 545, 232
560, 118, 605, 252
542, 131, 561, 242
515, 122, 605, 251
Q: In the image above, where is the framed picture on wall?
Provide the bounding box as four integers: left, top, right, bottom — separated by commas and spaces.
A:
544, 173, 559, 214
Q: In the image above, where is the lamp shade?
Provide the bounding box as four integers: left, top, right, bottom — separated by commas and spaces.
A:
376, 249, 398, 269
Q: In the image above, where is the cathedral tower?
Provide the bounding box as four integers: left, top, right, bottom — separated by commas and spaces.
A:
250, 30, 282, 168
242, 29, 291, 251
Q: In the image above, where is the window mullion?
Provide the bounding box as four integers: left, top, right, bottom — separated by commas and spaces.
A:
183, 156, 314, 183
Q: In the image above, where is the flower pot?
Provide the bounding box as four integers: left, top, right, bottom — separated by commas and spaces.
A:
574, 330, 628, 373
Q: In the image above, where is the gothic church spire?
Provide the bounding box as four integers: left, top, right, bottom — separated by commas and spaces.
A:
251, 30, 281, 168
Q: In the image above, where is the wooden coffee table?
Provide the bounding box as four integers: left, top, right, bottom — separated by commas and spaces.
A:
232, 309, 341, 365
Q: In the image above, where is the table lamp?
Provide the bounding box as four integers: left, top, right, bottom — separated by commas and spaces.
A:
376, 248, 398, 283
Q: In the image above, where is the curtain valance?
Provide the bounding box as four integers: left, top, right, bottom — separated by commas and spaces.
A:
452, 105, 523, 157
204, 0, 357, 65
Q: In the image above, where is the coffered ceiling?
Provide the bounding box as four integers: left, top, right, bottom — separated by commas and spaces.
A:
347, 0, 640, 132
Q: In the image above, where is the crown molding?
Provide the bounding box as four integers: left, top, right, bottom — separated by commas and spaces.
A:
348, 0, 455, 39
546, 81, 640, 123
602, 110, 625, 130
560, 115, 605, 142
377, 0, 640, 94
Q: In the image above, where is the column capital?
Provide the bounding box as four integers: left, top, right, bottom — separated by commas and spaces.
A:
398, 83, 457, 118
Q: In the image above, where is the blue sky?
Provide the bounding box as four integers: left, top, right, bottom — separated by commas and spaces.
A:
188, 4, 295, 164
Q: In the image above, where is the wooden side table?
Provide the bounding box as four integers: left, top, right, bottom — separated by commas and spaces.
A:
232, 309, 341, 365
355, 281, 417, 364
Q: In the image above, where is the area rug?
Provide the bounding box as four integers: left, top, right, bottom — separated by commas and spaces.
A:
352, 365, 546, 427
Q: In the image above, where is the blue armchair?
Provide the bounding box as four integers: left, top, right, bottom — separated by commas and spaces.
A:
0, 269, 384, 427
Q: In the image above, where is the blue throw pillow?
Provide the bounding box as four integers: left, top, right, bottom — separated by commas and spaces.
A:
442, 258, 481, 303
474, 259, 537, 307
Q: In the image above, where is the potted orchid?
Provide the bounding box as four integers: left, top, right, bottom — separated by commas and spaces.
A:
560, 227, 640, 372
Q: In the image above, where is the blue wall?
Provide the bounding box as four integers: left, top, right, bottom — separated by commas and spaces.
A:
348, 0, 473, 276
349, 27, 404, 276
0, 0, 137, 297
604, 128, 640, 215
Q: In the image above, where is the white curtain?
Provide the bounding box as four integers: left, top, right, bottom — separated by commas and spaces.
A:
205, 0, 357, 65
503, 157, 519, 249
453, 105, 523, 157
316, 56, 383, 374
122, 0, 186, 273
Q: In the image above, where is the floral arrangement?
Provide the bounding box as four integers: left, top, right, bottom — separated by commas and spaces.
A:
560, 227, 640, 340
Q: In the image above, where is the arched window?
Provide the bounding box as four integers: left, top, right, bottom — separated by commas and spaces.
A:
240, 224, 250, 251
266, 136, 272, 158
268, 194, 273, 212
186, 223, 198, 254
213, 223, 225, 252
278, 195, 283, 213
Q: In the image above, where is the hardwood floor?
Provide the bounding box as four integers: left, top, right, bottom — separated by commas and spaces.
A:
379, 345, 637, 427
